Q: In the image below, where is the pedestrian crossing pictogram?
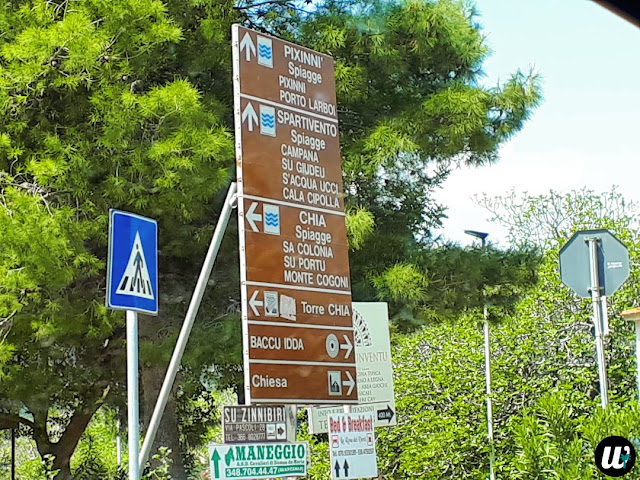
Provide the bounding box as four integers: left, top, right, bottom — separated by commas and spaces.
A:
116, 232, 155, 300
107, 210, 158, 315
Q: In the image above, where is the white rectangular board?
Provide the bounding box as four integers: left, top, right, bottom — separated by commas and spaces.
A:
208, 442, 308, 480
328, 412, 377, 479
222, 405, 290, 443
309, 302, 396, 432
352, 302, 395, 406
308, 404, 375, 434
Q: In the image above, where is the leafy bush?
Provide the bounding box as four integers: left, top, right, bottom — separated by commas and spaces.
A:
508, 392, 640, 479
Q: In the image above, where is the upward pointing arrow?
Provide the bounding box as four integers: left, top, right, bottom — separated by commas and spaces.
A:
210, 449, 221, 478
343, 460, 350, 477
334, 459, 341, 477
241, 102, 258, 131
240, 32, 256, 61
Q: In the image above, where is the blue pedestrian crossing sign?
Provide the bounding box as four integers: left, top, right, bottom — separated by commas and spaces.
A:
107, 210, 158, 315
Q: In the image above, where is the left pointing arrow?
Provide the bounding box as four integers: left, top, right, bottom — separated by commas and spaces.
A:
242, 102, 258, 131
246, 202, 262, 232
240, 32, 256, 61
249, 290, 264, 316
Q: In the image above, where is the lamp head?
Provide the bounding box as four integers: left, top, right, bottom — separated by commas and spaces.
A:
464, 230, 489, 240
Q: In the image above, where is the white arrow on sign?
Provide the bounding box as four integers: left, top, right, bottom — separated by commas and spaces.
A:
343, 371, 355, 396
240, 32, 256, 62
241, 102, 258, 132
249, 290, 263, 316
246, 202, 262, 232
340, 335, 353, 359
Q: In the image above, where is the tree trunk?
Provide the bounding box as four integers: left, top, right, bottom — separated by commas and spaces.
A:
141, 364, 186, 479
32, 408, 96, 480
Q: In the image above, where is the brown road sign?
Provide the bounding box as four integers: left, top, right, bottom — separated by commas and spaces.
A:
238, 96, 344, 211
245, 285, 353, 326
241, 199, 350, 291
235, 25, 338, 119
248, 363, 357, 404
233, 24, 357, 404
248, 324, 355, 363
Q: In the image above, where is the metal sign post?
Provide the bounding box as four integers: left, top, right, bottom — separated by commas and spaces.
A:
138, 184, 237, 471
559, 229, 629, 409
11, 428, 15, 480
588, 237, 609, 408
107, 210, 159, 480
126, 310, 140, 480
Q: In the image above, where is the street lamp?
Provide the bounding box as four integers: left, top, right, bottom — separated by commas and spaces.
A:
464, 229, 495, 480
621, 307, 640, 403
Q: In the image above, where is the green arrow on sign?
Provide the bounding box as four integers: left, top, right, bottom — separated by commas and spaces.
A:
210, 449, 221, 478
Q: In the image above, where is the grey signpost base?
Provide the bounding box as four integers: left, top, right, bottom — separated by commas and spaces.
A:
138, 183, 237, 472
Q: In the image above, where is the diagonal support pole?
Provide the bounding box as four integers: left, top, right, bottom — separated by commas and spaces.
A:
138, 182, 237, 471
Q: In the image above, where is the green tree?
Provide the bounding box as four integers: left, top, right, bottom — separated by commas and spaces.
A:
0, 1, 235, 478
293, 0, 542, 319
0, 0, 542, 477
360, 189, 640, 479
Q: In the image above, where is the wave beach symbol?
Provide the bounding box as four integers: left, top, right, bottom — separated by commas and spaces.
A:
264, 213, 279, 227
261, 113, 275, 128
258, 45, 273, 59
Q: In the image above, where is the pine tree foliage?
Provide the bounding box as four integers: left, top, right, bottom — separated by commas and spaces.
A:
0, 0, 234, 477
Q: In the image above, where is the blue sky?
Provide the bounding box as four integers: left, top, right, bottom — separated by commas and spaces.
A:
433, 0, 640, 246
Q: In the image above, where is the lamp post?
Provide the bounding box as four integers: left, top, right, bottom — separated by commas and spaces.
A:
621, 307, 640, 403
464, 230, 495, 480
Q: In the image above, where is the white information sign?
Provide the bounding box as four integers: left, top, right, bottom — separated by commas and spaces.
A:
308, 404, 374, 435
309, 302, 396, 433
328, 412, 377, 480
352, 303, 395, 404
208, 442, 308, 480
